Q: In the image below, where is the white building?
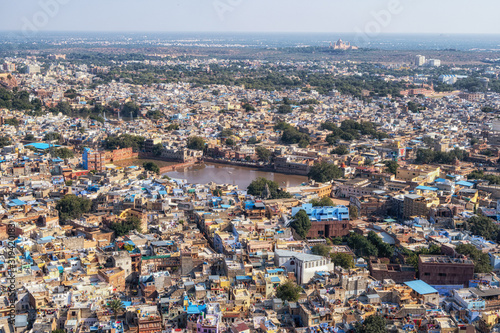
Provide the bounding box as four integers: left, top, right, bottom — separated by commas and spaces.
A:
438, 75, 458, 85
415, 55, 426, 67
428, 59, 441, 67
27, 65, 41, 74
274, 249, 334, 284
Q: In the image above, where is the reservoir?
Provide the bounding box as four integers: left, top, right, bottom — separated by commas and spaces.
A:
165, 163, 308, 189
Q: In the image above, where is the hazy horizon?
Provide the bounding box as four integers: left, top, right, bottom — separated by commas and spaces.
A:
2, 31, 500, 36
2, 0, 500, 35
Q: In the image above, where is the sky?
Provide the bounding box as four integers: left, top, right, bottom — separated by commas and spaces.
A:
2, 0, 500, 35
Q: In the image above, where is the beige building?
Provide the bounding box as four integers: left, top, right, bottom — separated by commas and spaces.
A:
396, 165, 440, 183
403, 194, 440, 219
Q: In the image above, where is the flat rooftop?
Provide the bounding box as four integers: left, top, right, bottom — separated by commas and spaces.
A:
419, 255, 473, 265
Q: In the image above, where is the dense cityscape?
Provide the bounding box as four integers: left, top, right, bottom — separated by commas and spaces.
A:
1, 7, 500, 333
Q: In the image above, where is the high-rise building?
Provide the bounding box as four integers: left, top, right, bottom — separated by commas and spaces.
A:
82, 148, 104, 171
27, 65, 41, 74
428, 59, 441, 67
415, 55, 426, 66
2, 62, 15, 72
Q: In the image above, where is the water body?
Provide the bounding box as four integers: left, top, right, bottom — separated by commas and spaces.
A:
165, 163, 308, 189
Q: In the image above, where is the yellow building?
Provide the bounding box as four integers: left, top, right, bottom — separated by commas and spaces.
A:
231, 288, 251, 310
252, 268, 287, 299
396, 165, 441, 183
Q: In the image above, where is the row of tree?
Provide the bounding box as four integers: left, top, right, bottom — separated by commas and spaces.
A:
468, 170, 500, 185
104, 134, 145, 151
322, 120, 389, 144
415, 147, 466, 164
346, 232, 394, 258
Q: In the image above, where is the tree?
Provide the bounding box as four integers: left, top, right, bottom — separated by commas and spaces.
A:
110, 216, 143, 236
331, 145, 349, 155
275, 280, 302, 302
311, 244, 331, 257
308, 162, 342, 183
415, 147, 465, 164
243, 103, 256, 111
104, 134, 145, 151
310, 196, 333, 207
323, 120, 388, 142
291, 210, 311, 239
349, 205, 358, 220
107, 299, 125, 320
52, 101, 72, 115
331, 252, 354, 269
247, 177, 293, 199
24, 134, 35, 141
455, 243, 492, 273
152, 143, 163, 156
3, 118, 19, 126
482, 106, 497, 113
219, 128, 233, 138
0, 136, 11, 148
256, 146, 271, 162
347, 233, 379, 257
64, 89, 78, 99
187, 136, 205, 151
166, 123, 179, 131
468, 170, 500, 185
407, 101, 422, 113
277, 104, 292, 114
122, 101, 140, 118
355, 315, 387, 333
53, 148, 74, 159
465, 215, 499, 241
247, 137, 259, 144
225, 138, 235, 146
143, 161, 160, 175
330, 237, 343, 245
384, 160, 399, 175
89, 114, 105, 123
213, 189, 222, 197
367, 231, 394, 258
44, 132, 61, 141
277, 123, 310, 146
55, 194, 92, 221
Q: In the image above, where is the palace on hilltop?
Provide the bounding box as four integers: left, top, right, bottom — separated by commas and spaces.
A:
329, 39, 358, 50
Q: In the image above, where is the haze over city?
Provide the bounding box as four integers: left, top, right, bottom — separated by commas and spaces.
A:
1, 1, 500, 333
1, 0, 499, 34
